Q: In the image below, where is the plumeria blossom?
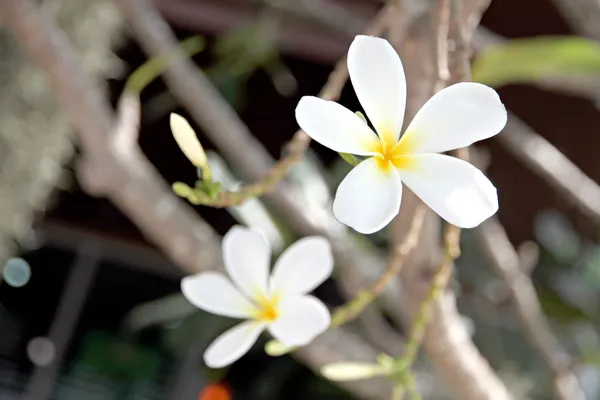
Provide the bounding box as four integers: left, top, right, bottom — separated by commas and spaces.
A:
181, 226, 333, 368
295, 35, 508, 234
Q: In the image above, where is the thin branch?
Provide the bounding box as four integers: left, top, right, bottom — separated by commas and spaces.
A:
121, 0, 418, 362
550, 0, 600, 41
0, 2, 393, 398
112, 91, 141, 154
264, 201, 426, 356
296, 330, 394, 400
477, 218, 586, 400
500, 115, 600, 225
330, 206, 427, 328
472, 27, 600, 226
119, 0, 395, 209
262, 0, 365, 37
392, 3, 453, 398
392, 0, 514, 398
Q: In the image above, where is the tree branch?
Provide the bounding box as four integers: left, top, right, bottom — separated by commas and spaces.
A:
550, 0, 600, 41
500, 115, 600, 225
391, 0, 513, 398
477, 218, 585, 400
0, 1, 393, 398
119, 0, 412, 356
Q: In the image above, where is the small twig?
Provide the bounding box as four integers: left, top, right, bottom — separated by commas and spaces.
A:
404, 236, 456, 365
392, 0, 513, 397
393, 222, 459, 400
112, 93, 141, 154
263, 0, 365, 37
517, 241, 540, 275
477, 219, 586, 400
391, 384, 405, 400
473, 28, 600, 226
434, 0, 451, 92
330, 206, 427, 328
267, 206, 426, 356
500, 115, 600, 225
120, 0, 395, 208
550, 0, 600, 42
390, 2, 453, 398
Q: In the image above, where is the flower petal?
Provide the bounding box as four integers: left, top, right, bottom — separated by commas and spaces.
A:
181, 272, 256, 318
348, 35, 406, 143
399, 153, 498, 228
222, 226, 271, 301
271, 237, 333, 296
295, 96, 379, 155
204, 321, 266, 368
268, 296, 330, 346
333, 157, 402, 234
402, 82, 507, 153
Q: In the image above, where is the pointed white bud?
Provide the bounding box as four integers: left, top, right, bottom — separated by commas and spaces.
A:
320, 362, 386, 381
170, 113, 208, 168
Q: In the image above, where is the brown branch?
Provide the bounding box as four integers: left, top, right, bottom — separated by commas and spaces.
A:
0, 1, 394, 398
390, 0, 514, 399
471, 27, 600, 226
329, 206, 427, 328
550, 0, 600, 41
477, 218, 586, 400
296, 330, 393, 400
120, 0, 413, 352
120, 0, 395, 210
500, 115, 600, 225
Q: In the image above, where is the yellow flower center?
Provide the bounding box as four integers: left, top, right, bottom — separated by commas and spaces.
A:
254, 295, 280, 322
368, 130, 416, 171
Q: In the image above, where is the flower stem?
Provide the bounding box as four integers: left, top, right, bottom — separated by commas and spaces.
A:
265, 205, 427, 357
390, 221, 462, 399
174, 2, 400, 209
330, 205, 427, 328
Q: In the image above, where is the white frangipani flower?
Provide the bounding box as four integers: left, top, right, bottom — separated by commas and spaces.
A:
295, 35, 508, 234
181, 226, 333, 368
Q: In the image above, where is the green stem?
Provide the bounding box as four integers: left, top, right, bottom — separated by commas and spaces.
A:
390, 224, 461, 398
124, 36, 205, 95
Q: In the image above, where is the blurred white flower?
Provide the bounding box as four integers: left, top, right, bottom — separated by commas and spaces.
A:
296, 35, 507, 234
181, 226, 333, 368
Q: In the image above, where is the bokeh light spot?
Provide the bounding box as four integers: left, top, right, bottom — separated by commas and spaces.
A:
2, 257, 31, 287
198, 383, 231, 400
27, 337, 56, 367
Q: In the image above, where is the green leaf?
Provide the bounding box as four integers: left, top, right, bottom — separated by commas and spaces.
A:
338, 152, 360, 167
472, 36, 600, 87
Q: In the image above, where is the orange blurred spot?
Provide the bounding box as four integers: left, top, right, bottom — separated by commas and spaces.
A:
198, 383, 231, 400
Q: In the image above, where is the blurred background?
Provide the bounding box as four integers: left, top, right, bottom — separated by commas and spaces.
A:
3, 0, 600, 399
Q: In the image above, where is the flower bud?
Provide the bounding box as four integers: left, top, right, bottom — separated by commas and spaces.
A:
264, 340, 295, 356
320, 362, 386, 382
170, 113, 208, 170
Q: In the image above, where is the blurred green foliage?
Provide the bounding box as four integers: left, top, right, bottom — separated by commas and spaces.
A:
77, 331, 162, 380
472, 36, 600, 87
